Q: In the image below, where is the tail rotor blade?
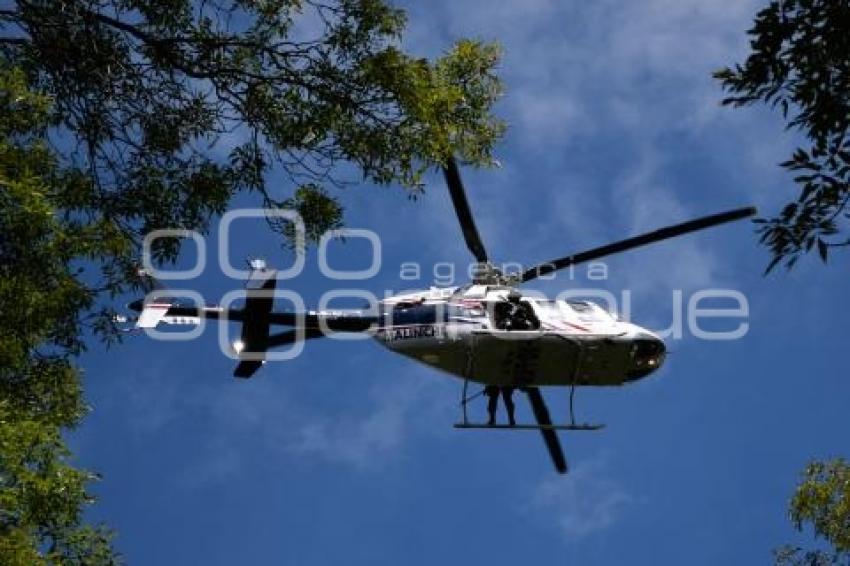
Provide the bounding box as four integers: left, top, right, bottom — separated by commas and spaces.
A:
524, 387, 568, 474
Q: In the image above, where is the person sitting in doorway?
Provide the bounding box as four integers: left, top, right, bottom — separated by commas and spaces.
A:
494, 290, 539, 331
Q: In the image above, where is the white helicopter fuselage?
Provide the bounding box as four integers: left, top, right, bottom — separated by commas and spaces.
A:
374, 285, 666, 387
130, 279, 666, 388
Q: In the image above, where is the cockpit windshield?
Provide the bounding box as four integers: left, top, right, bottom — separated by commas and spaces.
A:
566, 300, 616, 320
533, 299, 616, 321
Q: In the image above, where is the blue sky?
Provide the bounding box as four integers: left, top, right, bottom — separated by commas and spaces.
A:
72, 1, 850, 564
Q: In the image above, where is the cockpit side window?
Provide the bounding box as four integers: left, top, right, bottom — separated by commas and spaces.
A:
387, 303, 440, 326
447, 303, 486, 319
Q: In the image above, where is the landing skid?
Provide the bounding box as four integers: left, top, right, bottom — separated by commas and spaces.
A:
455, 341, 602, 474
453, 423, 605, 431
456, 376, 604, 430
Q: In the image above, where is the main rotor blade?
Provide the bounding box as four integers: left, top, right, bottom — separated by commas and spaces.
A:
521, 206, 756, 283
524, 387, 568, 474
443, 156, 489, 263
235, 330, 327, 378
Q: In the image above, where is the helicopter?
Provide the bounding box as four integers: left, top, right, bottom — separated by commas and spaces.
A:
127, 157, 756, 473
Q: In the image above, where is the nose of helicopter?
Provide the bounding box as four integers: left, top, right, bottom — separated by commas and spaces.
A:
626, 335, 667, 381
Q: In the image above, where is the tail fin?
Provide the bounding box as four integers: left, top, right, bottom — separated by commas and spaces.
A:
131, 268, 176, 328
137, 302, 173, 328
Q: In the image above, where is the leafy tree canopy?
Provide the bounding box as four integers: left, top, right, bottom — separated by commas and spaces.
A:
0, 0, 504, 273
715, 0, 850, 271
719, 6, 850, 562
0, 1, 505, 562
0, 66, 119, 565
776, 459, 850, 565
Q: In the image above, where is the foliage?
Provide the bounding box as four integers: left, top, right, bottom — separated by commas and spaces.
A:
0, 0, 503, 251
715, 0, 850, 271
0, 0, 504, 332
0, 1, 504, 561
0, 67, 119, 564
775, 459, 850, 565
0, 403, 118, 565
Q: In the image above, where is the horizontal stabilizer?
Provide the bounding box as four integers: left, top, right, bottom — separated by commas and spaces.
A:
232, 267, 278, 378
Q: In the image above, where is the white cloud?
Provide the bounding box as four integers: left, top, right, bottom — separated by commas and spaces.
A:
136, 360, 459, 480
106, 354, 185, 435
394, 1, 767, 286
287, 372, 454, 469
610, 148, 720, 298
289, 383, 417, 468
410, 0, 762, 146
528, 456, 634, 541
